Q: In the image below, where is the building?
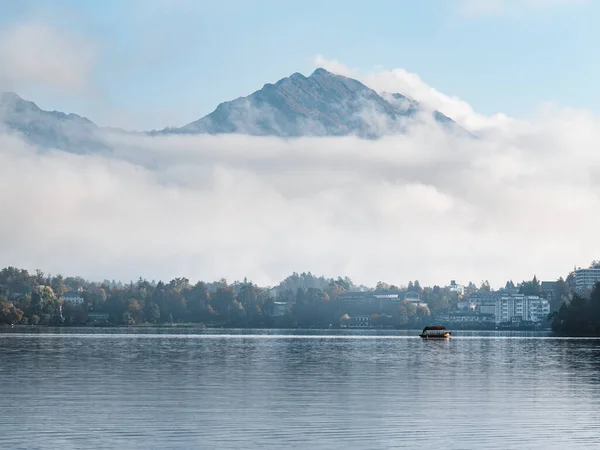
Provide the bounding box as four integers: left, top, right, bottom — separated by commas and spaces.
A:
477, 302, 496, 315
340, 315, 371, 328
338, 291, 428, 315
448, 312, 494, 323
469, 293, 496, 315
88, 312, 109, 322
456, 298, 475, 311
404, 291, 428, 308
494, 294, 550, 324
573, 268, 600, 291
462, 292, 550, 325
338, 291, 401, 314
61, 291, 84, 305
448, 280, 465, 296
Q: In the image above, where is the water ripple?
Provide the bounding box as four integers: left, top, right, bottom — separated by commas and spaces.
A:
1, 329, 599, 449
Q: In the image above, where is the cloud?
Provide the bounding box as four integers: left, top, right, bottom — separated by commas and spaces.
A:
0, 22, 94, 92
457, 0, 590, 17
0, 101, 597, 289
315, 55, 512, 132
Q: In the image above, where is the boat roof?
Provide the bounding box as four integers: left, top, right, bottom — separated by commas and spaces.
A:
423, 326, 446, 330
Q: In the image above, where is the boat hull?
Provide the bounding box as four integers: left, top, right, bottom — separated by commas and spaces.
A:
419, 333, 451, 339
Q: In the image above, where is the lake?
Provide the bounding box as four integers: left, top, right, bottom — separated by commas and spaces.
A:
1, 328, 600, 449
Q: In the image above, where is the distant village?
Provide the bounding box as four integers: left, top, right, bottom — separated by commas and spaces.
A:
284, 265, 600, 330
330, 283, 553, 329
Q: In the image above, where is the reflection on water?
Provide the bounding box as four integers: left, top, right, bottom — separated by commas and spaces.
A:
1, 328, 599, 449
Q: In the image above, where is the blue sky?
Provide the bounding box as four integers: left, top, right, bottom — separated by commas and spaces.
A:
0, 0, 596, 129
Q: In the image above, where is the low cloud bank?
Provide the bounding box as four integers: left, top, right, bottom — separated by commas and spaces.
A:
1, 104, 597, 287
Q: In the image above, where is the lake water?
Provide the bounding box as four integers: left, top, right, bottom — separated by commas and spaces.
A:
1, 328, 600, 449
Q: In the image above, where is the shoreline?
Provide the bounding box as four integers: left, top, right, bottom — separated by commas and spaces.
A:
0, 323, 554, 333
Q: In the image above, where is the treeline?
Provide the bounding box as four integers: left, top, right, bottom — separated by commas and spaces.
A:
551, 282, 600, 335
0, 267, 452, 327
0, 266, 574, 328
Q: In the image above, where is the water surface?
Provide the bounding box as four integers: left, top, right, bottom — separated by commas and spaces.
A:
1, 328, 599, 449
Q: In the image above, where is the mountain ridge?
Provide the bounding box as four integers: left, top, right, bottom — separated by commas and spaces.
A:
163, 68, 463, 138
0, 68, 470, 151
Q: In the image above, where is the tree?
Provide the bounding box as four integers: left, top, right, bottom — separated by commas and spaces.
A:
325, 281, 346, 301
74, 305, 88, 325
480, 281, 491, 293
212, 285, 235, 321
0, 299, 23, 325
427, 286, 450, 313
376, 281, 390, 292
547, 277, 571, 312
394, 302, 410, 327
413, 280, 422, 294
145, 303, 161, 324
30, 289, 44, 318
416, 305, 431, 320
50, 275, 67, 298
166, 290, 187, 322
465, 282, 478, 296
238, 282, 258, 311
187, 282, 209, 322
564, 294, 589, 333
588, 282, 600, 333
126, 300, 144, 324
519, 276, 541, 296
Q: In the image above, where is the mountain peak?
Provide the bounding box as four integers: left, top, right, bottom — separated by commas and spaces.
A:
170, 68, 466, 138
310, 68, 333, 78
1, 91, 23, 102
0, 91, 106, 153
0, 91, 40, 112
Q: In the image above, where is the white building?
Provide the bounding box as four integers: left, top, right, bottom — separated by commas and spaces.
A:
477, 303, 496, 315
449, 280, 465, 296
61, 291, 84, 305
493, 295, 550, 324
449, 312, 494, 323
574, 268, 600, 291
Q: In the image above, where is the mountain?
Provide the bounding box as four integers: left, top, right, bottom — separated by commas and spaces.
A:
0, 92, 108, 153
162, 68, 466, 138
0, 69, 469, 152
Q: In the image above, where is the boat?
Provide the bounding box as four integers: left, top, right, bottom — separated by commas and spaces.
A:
419, 326, 452, 339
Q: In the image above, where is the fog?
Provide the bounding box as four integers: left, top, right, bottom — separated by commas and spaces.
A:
1, 96, 598, 287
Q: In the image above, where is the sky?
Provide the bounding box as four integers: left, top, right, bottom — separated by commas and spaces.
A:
0, 0, 597, 130
0, 0, 599, 289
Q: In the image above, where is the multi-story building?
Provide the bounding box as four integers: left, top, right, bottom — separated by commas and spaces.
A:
61, 291, 85, 305
477, 302, 496, 315
462, 292, 550, 324
493, 294, 550, 324
573, 268, 600, 292
468, 293, 496, 315
448, 312, 494, 323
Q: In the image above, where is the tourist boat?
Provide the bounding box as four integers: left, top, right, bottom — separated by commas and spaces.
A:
419, 326, 452, 339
